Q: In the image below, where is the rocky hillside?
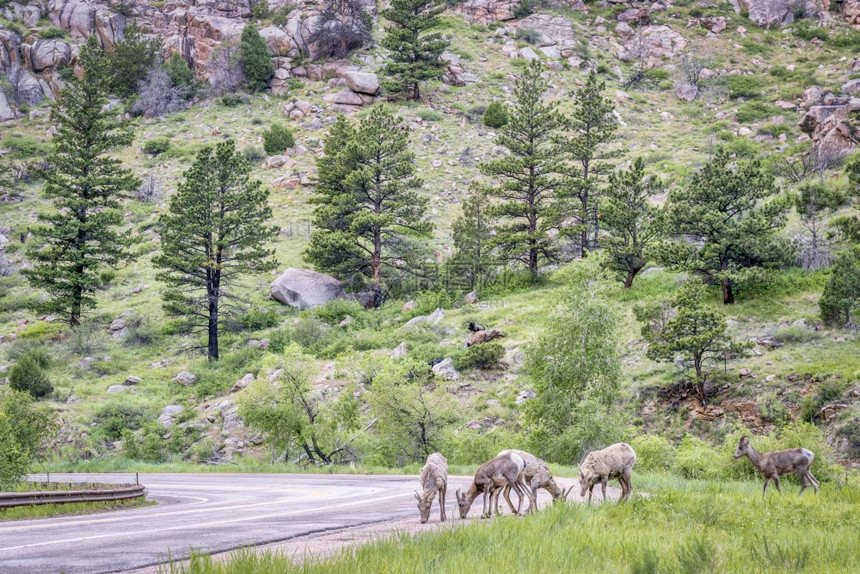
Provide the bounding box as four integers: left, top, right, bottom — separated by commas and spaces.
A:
1, 0, 859, 468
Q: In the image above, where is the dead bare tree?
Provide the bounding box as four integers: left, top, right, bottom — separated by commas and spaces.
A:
306, 0, 373, 60
135, 171, 163, 203
131, 67, 186, 118
208, 36, 245, 95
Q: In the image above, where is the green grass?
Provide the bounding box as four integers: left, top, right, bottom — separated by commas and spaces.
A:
161, 475, 860, 574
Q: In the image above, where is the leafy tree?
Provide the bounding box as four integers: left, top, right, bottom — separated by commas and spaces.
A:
380, 0, 448, 100
655, 148, 792, 304
482, 101, 508, 128
305, 107, 432, 304
238, 344, 360, 464
479, 61, 566, 276
635, 281, 748, 405
819, 250, 860, 327
792, 181, 847, 271
563, 72, 619, 258
107, 23, 164, 98
9, 356, 53, 398
307, 0, 373, 60
0, 413, 28, 487
367, 359, 457, 465
23, 38, 138, 327
524, 259, 621, 461
154, 140, 277, 360
602, 157, 664, 288
449, 186, 494, 291
0, 388, 57, 486
262, 123, 295, 155
240, 24, 274, 92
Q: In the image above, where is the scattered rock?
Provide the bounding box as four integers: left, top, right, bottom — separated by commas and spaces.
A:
231, 373, 255, 393
270, 268, 347, 310
432, 358, 461, 380
107, 385, 132, 393
464, 291, 479, 305
390, 342, 408, 359
158, 405, 184, 428
173, 371, 198, 386
675, 83, 698, 102
428, 308, 446, 324
515, 389, 536, 405
125, 376, 143, 385
739, 368, 752, 378
343, 71, 379, 95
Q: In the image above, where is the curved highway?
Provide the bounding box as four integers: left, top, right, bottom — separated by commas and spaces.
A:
0, 472, 602, 573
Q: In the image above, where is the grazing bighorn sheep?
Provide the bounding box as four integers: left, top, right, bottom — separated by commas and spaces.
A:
733, 436, 819, 496
497, 449, 563, 513
456, 452, 528, 519
415, 452, 448, 523
566, 443, 636, 503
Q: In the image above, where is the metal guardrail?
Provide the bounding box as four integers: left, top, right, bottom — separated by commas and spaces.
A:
0, 484, 146, 509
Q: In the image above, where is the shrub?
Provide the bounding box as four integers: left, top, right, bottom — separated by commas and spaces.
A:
800, 378, 850, 422
262, 123, 295, 155
417, 109, 442, 123
515, 27, 541, 45
143, 137, 171, 156
514, 0, 535, 18
455, 342, 505, 370
411, 290, 454, 317
735, 101, 777, 124
8, 356, 53, 399
758, 391, 789, 423
222, 93, 250, 107
242, 144, 266, 163
676, 434, 721, 479
250, 0, 271, 20
628, 434, 677, 472
314, 299, 368, 326
241, 308, 282, 330
291, 315, 329, 349
164, 52, 195, 90
40, 26, 68, 39
96, 403, 149, 440
774, 325, 819, 344
728, 75, 762, 99
483, 101, 509, 128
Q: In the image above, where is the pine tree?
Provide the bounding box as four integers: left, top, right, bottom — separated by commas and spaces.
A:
154, 140, 278, 360
479, 60, 567, 276
241, 24, 274, 92
792, 181, 847, 271
449, 186, 494, 291
635, 281, 748, 405
22, 37, 138, 327
380, 0, 448, 100
819, 250, 860, 327
107, 22, 164, 98
305, 107, 432, 304
602, 157, 664, 288
564, 72, 619, 258
655, 148, 792, 304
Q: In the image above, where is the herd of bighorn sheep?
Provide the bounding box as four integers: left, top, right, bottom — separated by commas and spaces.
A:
417, 437, 820, 522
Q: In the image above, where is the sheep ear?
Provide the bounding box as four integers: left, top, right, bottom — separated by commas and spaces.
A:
456, 488, 461, 500
414, 490, 421, 501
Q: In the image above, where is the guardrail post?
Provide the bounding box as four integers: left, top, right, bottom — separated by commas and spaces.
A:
136, 472, 139, 486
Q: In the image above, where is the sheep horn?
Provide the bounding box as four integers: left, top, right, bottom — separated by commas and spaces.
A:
414, 490, 422, 501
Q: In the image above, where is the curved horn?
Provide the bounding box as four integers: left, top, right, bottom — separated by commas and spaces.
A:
456, 488, 461, 500
414, 490, 422, 501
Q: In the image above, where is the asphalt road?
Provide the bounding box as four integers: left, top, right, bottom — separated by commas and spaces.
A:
0, 472, 612, 573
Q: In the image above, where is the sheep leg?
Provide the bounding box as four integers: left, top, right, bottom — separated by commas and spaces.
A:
481, 487, 490, 518
762, 476, 771, 497
601, 477, 608, 502
808, 470, 820, 494
440, 482, 447, 522
621, 469, 633, 501
491, 485, 503, 516
798, 472, 808, 495
501, 484, 517, 515
773, 475, 782, 494
511, 479, 525, 516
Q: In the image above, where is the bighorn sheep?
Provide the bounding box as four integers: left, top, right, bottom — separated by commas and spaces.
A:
566, 443, 636, 503
497, 449, 563, 513
456, 452, 528, 519
415, 452, 448, 523
733, 436, 819, 496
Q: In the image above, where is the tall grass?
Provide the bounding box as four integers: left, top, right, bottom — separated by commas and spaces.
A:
162, 476, 860, 573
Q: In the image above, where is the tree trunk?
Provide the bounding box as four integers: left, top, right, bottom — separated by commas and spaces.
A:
70, 282, 83, 327
721, 277, 734, 305
207, 268, 220, 361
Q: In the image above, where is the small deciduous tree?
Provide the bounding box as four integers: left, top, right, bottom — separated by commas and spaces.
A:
635, 281, 749, 405
819, 250, 860, 327
306, 0, 373, 60
480, 60, 567, 276
563, 72, 619, 258
449, 186, 494, 291
524, 258, 622, 461
8, 356, 53, 398
0, 388, 57, 487
238, 344, 360, 464
23, 37, 138, 327
305, 107, 432, 303
154, 140, 277, 360
656, 148, 792, 304
240, 24, 273, 92
380, 0, 448, 100
602, 157, 665, 288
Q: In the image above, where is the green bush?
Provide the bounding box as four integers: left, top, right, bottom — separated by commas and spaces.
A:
411, 290, 454, 317
143, 137, 171, 156
515, 27, 541, 45
164, 52, 195, 90
241, 308, 282, 330
262, 123, 295, 155
241, 24, 274, 92
250, 0, 271, 20
628, 434, 677, 472
757, 391, 789, 423
417, 109, 443, 123
96, 403, 149, 440
676, 434, 721, 479
455, 342, 505, 370
800, 378, 849, 422
774, 325, 820, 344
291, 315, 330, 349
483, 101, 509, 128
314, 299, 368, 326
222, 93, 251, 107
40, 26, 68, 39
242, 144, 266, 163
8, 356, 53, 399
735, 101, 777, 124
728, 75, 762, 99
792, 23, 829, 42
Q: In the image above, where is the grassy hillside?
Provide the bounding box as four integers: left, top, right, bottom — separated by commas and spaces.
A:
1, 2, 859, 476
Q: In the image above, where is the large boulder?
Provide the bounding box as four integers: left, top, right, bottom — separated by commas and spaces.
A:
731, 0, 815, 28
0, 90, 13, 122
23, 40, 71, 72
343, 71, 379, 95
847, 0, 860, 29
455, 0, 519, 24
259, 25, 299, 57
270, 268, 346, 309
49, 0, 97, 40
514, 14, 576, 48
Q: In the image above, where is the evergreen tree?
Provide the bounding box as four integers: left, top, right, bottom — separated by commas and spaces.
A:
819, 250, 860, 327
563, 72, 619, 258
241, 24, 274, 92
449, 186, 494, 291
305, 107, 432, 304
23, 37, 138, 327
163, 52, 195, 92
792, 181, 847, 271
107, 23, 164, 98
154, 140, 277, 361
380, 0, 448, 100
479, 60, 566, 276
635, 281, 748, 405
602, 157, 664, 288
655, 148, 792, 304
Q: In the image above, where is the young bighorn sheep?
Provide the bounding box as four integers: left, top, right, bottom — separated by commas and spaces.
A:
456, 452, 528, 519
566, 442, 636, 503
415, 452, 448, 523
497, 449, 563, 513
733, 436, 819, 496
